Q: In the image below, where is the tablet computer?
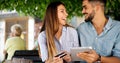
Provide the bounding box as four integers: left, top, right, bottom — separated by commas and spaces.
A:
70, 47, 92, 61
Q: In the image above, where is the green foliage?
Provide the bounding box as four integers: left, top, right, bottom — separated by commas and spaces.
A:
0, 0, 120, 20
106, 0, 120, 20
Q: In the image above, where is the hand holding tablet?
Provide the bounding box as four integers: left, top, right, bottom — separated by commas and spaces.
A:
70, 47, 92, 61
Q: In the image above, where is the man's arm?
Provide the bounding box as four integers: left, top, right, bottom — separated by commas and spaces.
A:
77, 50, 120, 63
101, 56, 120, 63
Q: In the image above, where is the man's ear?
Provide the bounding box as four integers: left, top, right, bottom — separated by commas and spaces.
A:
10, 32, 14, 37
94, 5, 99, 12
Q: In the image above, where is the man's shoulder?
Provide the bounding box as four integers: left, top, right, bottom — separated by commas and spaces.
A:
6, 37, 17, 41
112, 19, 120, 27
113, 19, 120, 23
108, 17, 120, 25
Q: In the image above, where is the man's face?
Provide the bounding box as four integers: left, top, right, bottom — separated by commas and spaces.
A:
82, 0, 95, 22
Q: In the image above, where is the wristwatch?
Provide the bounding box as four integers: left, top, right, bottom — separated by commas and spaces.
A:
98, 54, 101, 60
96, 54, 101, 63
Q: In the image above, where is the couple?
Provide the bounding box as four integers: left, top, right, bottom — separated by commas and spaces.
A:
38, 0, 120, 63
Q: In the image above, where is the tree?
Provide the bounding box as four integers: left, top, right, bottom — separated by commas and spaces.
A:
0, 0, 120, 21
106, 0, 120, 21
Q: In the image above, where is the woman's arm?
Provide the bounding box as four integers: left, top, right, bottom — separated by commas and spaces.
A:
38, 32, 48, 62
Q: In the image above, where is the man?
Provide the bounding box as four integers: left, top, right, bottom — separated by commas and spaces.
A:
77, 0, 120, 63
3, 24, 26, 60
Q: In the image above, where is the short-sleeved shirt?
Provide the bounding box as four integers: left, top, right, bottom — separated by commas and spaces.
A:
77, 17, 120, 63
5, 37, 26, 60
38, 26, 79, 61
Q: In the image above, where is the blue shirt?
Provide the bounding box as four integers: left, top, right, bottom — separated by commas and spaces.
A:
38, 26, 79, 61
77, 17, 120, 62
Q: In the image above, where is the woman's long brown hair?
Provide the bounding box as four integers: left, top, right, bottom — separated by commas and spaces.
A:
40, 1, 65, 60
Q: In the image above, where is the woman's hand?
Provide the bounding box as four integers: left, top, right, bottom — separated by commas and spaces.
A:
52, 57, 63, 63
77, 50, 99, 63
45, 57, 63, 63
62, 51, 72, 62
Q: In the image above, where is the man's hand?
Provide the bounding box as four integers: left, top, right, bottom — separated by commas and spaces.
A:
77, 50, 99, 63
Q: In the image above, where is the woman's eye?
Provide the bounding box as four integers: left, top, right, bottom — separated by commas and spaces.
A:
61, 11, 64, 12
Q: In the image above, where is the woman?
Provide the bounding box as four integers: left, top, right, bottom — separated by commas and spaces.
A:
38, 1, 79, 63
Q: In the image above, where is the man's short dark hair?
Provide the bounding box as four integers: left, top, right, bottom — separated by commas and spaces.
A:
82, 0, 107, 7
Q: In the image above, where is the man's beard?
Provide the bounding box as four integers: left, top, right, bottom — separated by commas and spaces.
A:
85, 10, 95, 22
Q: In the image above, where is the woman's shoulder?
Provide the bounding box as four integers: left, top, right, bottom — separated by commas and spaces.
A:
38, 31, 46, 38
65, 26, 78, 38
38, 31, 46, 43
67, 26, 76, 31
66, 26, 77, 33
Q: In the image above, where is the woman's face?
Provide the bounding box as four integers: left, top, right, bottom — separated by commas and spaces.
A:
57, 4, 68, 26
